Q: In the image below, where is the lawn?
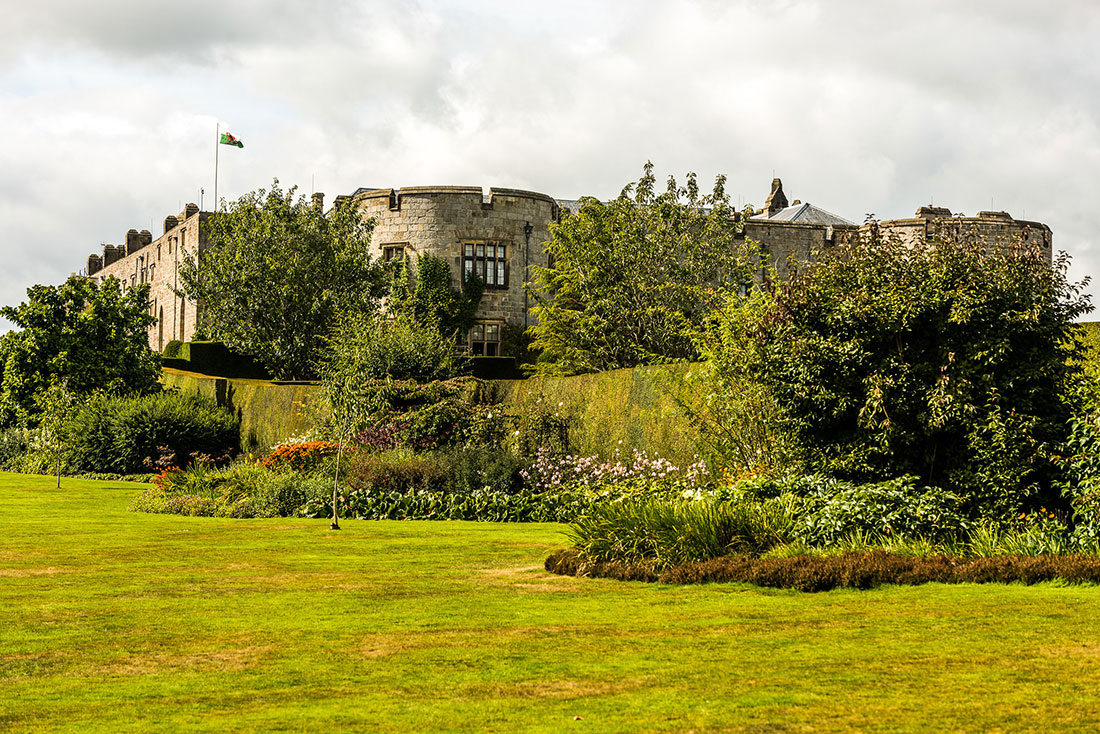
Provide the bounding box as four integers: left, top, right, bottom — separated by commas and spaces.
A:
2, 473, 1100, 732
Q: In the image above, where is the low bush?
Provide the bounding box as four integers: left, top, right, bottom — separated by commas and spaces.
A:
132, 461, 329, 519
67, 391, 239, 473
786, 475, 972, 545
345, 449, 452, 495
302, 485, 589, 523
566, 496, 796, 568
545, 548, 1100, 592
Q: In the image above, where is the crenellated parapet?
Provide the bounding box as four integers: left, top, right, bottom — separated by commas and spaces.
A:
82, 202, 209, 350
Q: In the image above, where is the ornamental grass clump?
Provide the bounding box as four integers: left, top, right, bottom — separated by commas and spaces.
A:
566, 496, 796, 569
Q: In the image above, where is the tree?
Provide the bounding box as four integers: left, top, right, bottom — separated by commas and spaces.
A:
527, 162, 757, 375
717, 221, 1092, 517
0, 276, 160, 426
178, 180, 386, 380
35, 379, 76, 488
320, 311, 468, 386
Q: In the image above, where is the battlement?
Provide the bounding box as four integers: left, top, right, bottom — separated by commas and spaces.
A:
86, 203, 202, 276
351, 185, 559, 214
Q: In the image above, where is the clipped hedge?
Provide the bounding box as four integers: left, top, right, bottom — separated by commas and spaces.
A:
498, 363, 700, 465
162, 341, 271, 380
545, 548, 1100, 592
161, 368, 320, 453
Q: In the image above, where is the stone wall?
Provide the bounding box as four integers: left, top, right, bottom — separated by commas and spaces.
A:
85, 204, 208, 350
877, 207, 1053, 259
743, 220, 860, 280
353, 186, 560, 351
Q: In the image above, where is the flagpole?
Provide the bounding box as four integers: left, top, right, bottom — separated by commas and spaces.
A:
214, 122, 220, 213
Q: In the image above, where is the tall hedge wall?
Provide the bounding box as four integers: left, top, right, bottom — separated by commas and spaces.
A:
161, 363, 701, 460
496, 363, 701, 465
161, 368, 320, 453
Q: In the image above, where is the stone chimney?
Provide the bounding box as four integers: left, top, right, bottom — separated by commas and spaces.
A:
764, 178, 788, 217
139, 230, 153, 247
164, 215, 179, 234
182, 203, 200, 219
332, 194, 350, 209
312, 192, 325, 211
916, 206, 952, 219
87, 254, 103, 275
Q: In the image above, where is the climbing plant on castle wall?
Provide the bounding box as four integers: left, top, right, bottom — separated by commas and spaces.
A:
527, 162, 758, 375
178, 180, 387, 380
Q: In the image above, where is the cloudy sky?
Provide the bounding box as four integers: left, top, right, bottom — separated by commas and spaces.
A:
2, 0, 1098, 331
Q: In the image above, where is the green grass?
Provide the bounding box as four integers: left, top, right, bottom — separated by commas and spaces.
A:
3, 473, 1100, 732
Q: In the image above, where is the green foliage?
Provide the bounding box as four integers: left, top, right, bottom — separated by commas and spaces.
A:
708, 222, 1091, 517
566, 496, 797, 569
133, 462, 330, 519
388, 253, 483, 338
162, 340, 184, 358
778, 475, 972, 546
528, 162, 756, 374
497, 363, 700, 466
320, 311, 468, 389
0, 276, 160, 426
66, 391, 239, 473
178, 179, 386, 379
686, 292, 790, 479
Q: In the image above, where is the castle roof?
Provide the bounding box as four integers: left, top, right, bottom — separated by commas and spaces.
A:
765, 202, 854, 226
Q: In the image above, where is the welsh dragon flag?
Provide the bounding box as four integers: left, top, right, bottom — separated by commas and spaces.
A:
219, 132, 244, 148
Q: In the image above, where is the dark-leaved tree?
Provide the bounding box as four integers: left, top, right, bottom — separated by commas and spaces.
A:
722, 221, 1092, 517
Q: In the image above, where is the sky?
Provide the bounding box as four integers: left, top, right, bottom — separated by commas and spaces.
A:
2, 0, 1099, 331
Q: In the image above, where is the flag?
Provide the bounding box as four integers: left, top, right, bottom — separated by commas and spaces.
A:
219, 132, 244, 148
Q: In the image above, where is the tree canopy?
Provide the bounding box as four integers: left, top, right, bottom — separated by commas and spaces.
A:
528, 162, 757, 375
178, 180, 385, 380
0, 276, 160, 426
704, 221, 1093, 517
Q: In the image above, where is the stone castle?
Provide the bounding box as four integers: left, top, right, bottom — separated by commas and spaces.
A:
82, 178, 1053, 355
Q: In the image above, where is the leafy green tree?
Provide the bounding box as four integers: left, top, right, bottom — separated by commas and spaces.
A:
178, 180, 386, 380
0, 276, 159, 426
715, 222, 1091, 517
527, 162, 757, 375
35, 379, 76, 488
320, 311, 468, 387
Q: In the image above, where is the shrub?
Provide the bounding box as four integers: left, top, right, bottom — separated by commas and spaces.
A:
0, 427, 30, 471
344, 449, 452, 495
546, 548, 1100, 592
787, 475, 972, 545
66, 391, 239, 473
441, 446, 526, 495
566, 496, 796, 568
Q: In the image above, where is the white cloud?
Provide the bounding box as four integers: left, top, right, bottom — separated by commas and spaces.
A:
2, 0, 1099, 331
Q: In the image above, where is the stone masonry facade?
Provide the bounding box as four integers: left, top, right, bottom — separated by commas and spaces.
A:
84, 204, 208, 350
79, 180, 1052, 355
